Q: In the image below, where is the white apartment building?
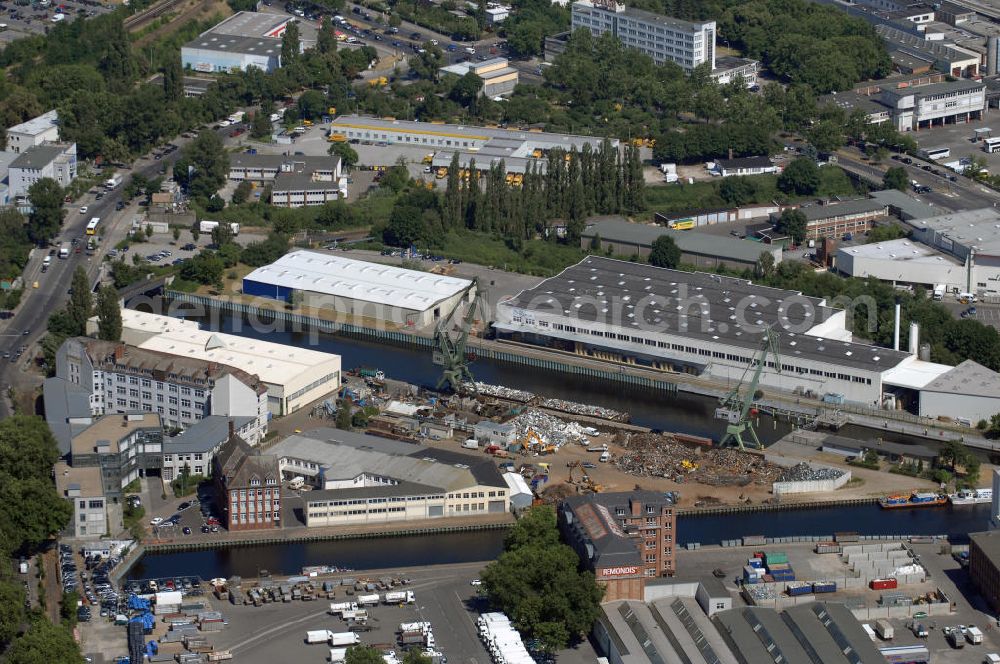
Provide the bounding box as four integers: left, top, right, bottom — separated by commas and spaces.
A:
270, 173, 347, 207
9, 142, 77, 198
7, 110, 60, 153
879, 78, 986, 131
56, 337, 269, 443
571, 0, 716, 70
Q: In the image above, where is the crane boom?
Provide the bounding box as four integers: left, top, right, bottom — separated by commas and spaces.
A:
432, 278, 481, 392
715, 327, 780, 451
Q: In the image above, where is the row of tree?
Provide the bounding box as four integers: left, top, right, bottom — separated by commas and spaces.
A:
42, 266, 121, 370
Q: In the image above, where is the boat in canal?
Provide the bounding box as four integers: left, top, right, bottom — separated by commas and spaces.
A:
948, 488, 993, 505
879, 491, 948, 509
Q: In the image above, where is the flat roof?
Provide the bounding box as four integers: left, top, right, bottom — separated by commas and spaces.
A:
440, 62, 518, 81
838, 238, 960, 266
717, 156, 772, 169
307, 479, 445, 502
501, 257, 913, 371
881, 356, 952, 390
206, 11, 289, 37
229, 153, 339, 172
881, 77, 985, 97
573, 0, 713, 33
166, 415, 255, 455
868, 189, 938, 220
922, 359, 1000, 398
116, 309, 340, 388
8, 110, 58, 137
72, 413, 161, 457
820, 91, 892, 116
10, 144, 67, 170
971, 529, 1000, 566
581, 216, 780, 263
55, 462, 104, 497
272, 172, 343, 191
271, 427, 504, 492
794, 199, 887, 221
243, 250, 472, 311
184, 33, 280, 56
908, 207, 1000, 255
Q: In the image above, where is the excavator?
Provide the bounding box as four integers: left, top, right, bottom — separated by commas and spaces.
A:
566, 461, 603, 493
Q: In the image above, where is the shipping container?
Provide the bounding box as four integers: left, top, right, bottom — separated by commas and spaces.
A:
815, 543, 842, 554
870, 578, 898, 590
812, 581, 837, 593
834, 532, 860, 543
764, 552, 788, 565
786, 583, 813, 597
747, 559, 763, 569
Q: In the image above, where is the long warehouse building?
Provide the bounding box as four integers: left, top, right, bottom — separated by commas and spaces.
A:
242, 250, 475, 329
329, 115, 617, 176
107, 309, 342, 417
494, 256, 1000, 419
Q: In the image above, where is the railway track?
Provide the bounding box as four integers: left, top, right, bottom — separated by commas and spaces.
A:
123, 0, 185, 31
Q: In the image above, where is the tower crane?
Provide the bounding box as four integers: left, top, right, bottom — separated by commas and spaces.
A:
715, 327, 781, 451
432, 278, 482, 392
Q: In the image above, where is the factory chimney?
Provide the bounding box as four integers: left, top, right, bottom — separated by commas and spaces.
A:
893, 302, 901, 352
908, 321, 919, 356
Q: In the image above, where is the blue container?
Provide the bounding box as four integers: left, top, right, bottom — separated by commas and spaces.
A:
787, 584, 813, 597
748, 559, 763, 569
812, 582, 837, 593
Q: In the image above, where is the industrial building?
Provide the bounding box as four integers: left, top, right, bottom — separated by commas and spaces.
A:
836, 239, 968, 292
571, 0, 717, 71
54, 337, 270, 442
826, 76, 986, 130
242, 250, 475, 329
228, 153, 342, 183
494, 256, 1000, 417
269, 428, 509, 527
579, 216, 782, 270
7, 110, 60, 153
712, 156, 777, 178
330, 115, 616, 176
439, 57, 519, 97
559, 491, 678, 601
181, 12, 310, 73
770, 199, 889, 241
112, 308, 342, 417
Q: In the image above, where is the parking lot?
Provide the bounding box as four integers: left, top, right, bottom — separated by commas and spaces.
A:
0, 0, 111, 44
912, 120, 1000, 174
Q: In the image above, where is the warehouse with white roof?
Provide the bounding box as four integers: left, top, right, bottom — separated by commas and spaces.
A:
108, 309, 341, 416
242, 250, 475, 328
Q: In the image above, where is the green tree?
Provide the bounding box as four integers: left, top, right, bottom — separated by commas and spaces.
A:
231, 180, 253, 205
173, 227, 181, 242
648, 235, 681, 269
297, 89, 326, 120
481, 506, 603, 653
180, 251, 225, 286
402, 650, 433, 664
0, 578, 27, 648
883, 166, 909, 192
95, 285, 122, 342
718, 176, 755, 206
775, 208, 808, 244
345, 646, 385, 664
449, 71, 484, 108
67, 266, 92, 336
5, 616, 84, 664
174, 132, 229, 201
251, 103, 275, 140
281, 20, 301, 65
60, 590, 80, 628
162, 55, 183, 103
777, 157, 820, 195
318, 17, 338, 54
26, 178, 65, 244
756, 250, 776, 279
328, 141, 359, 169
336, 400, 352, 430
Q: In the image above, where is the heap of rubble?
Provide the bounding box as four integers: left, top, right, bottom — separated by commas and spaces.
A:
614, 432, 783, 486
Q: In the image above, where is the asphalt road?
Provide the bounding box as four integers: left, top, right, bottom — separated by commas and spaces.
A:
0, 126, 231, 419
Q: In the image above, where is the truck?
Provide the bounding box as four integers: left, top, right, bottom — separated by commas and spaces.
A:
328, 602, 358, 615
105, 173, 122, 190
329, 647, 348, 664
383, 591, 415, 605
307, 630, 334, 644
400, 630, 432, 646
875, 619, 894, 640
968, 626, 984, 644
933, 284, 946, 300
356, 594, 380, 606
341, 609, 368, 621
329, 632, 360, 647
199, 220, 241, 236
58, 243, 70, 259
207, 652, 233, 661
946, 627, 965, 649
228, 111, 245, 124
462, 439, 479, 450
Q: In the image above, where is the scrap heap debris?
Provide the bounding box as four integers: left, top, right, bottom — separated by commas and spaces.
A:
508, 409, 597, 448
614, 432, 783, 486
777, 463, 845, 483
465, 382, 535, 403
538, 398, 630, 422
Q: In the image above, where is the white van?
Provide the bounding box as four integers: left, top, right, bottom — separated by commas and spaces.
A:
958, 292, 978, 302
984, 654, 1000, 664
464, 46, 476, 54
599, 451, 611, 463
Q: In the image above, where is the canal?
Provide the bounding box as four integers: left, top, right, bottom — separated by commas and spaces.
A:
126, 504, 991, 581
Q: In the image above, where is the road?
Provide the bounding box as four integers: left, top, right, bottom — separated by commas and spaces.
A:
0, 126, 229, 419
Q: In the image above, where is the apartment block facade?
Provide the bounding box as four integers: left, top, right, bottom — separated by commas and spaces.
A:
571, 0, 715, 70
213, 431, 281, 532
56, 338, 268, 443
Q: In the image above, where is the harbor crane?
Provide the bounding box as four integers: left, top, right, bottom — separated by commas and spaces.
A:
432, 278, 482, 392
715, 327, 781, 451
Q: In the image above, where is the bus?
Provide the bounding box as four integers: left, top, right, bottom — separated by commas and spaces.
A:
984, 137, 1000, 153
85, 217, 100, 236
669, 219, 696, 230
918, 147, 951, 161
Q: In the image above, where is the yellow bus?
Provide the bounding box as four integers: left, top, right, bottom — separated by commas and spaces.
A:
86, 217, 100, 236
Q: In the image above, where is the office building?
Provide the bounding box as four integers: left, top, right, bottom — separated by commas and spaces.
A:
770, 199, 889, 241
55, 337, 270, 442
55, 463, 111, 540
9, 142, 77, 198
571, 0, 716, 71
228, 153, 342, 183
439, 57, 519, 97
69, 413, 164, 499
559, 491, 678, 601
7, 110, 60, 153
269, 428, 509, 527
161, 415, 257, 482
213, 429, 281, 531
242, 250, 475, 329
113, 309, 342, 417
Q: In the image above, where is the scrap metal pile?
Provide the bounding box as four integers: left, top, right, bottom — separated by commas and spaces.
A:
538, 398, 630, 422
777, 463, 845, 483
614, 432, 783, 486
464, 382, 535, 403
509, 409, 595, 448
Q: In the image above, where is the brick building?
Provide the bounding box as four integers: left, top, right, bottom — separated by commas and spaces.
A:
559, 491, 677, 602
970, 530, 1000, 612
213, 426, 281, 532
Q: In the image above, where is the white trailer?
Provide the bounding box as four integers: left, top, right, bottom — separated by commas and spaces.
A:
356, 594, 380, 606
329, 632, 360, 647
306, 629, 333, 644
400, 622, 432, 633
105, 173, 122, 190
875, 619, 894, 640
328, 602, 358, 615
968, 626, 984, 644
341, 609, 368, 621
329, 647, 348, 663
383, 591, 415, 604
199, 220, 241, 235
